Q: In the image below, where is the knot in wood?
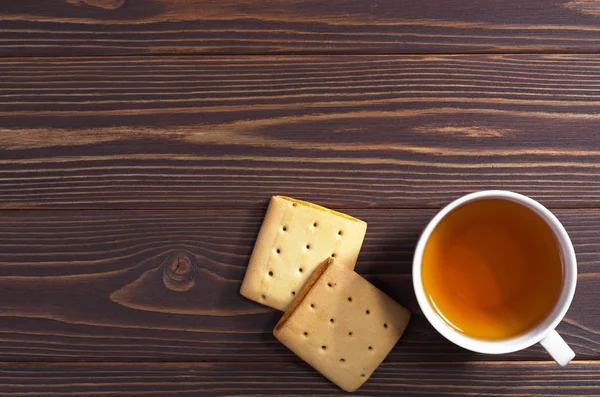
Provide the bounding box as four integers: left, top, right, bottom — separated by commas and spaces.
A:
162, 252, 197, 292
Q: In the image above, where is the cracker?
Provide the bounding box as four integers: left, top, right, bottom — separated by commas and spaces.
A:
274, 258, 411, 392
240, 196, 367, 311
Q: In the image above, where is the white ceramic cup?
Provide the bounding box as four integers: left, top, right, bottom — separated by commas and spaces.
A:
413, 190, 577, 366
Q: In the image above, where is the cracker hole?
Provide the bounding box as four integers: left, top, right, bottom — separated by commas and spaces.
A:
361, 374, 366, 378
291, 291, 296, 296
338, 230, 343, 236
348, 332, 353, 336
366, 310, 370, 315
384, 323, 388, 329
276, 248, 281, 254
299, 268, 303, 273
368, 346, 373, 350
313, 222, 318, 227
306, 244, 311, 250
348, 297, 352, 302
268, 271, 273, 277
261, 294, 266, 300
331, 253, 336, 258
327, 282, 333, 288
321, 345, 327, 350
282, 226, 287, 232
330, 318, 334, 323
310, 303, 315, 309
339, 358, 345, 363
292, 202, 297, 207
303, 332, 308, 337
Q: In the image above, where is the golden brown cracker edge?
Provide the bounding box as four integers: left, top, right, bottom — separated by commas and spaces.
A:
275, 257, 334, 333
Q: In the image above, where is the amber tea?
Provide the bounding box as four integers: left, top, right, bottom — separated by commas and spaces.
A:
421, 198, 563, 340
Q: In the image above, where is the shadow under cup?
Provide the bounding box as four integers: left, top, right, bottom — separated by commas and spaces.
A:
413, 191, 577, 356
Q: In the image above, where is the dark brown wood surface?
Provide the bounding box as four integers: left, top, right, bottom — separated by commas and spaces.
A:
0, 361, 598, 396
3, 0, 600, 55
3, 55, 600, 209
2, 1, 600, 396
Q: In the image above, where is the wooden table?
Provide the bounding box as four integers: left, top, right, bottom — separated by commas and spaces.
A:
1, 1, 600, 395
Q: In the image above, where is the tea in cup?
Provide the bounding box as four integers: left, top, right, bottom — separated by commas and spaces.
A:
413, 191, 576, 365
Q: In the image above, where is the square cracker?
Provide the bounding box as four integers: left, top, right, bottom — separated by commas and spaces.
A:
273, 258, 411, 392
240, 196, 367, 311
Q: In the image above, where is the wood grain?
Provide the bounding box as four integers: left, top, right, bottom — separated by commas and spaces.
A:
3, 1, 600, 394
0, 208, 597, 362
3, 0, 600, 55
3, 55, 600, 209
0, 361, 598, 396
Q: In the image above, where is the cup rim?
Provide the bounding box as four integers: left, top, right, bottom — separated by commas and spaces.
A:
412, 190, 577, 354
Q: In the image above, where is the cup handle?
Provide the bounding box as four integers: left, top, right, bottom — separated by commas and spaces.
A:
540, 329, 575, 366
